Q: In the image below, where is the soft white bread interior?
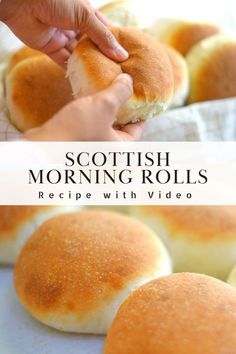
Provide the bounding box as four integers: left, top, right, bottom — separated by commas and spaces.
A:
68, 27, 174, 125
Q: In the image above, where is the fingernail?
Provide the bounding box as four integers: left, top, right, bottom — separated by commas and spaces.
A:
115, 45, 129, 59
117, 73, 133, 84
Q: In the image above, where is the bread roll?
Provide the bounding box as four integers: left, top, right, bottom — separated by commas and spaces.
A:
67, 27, 174, 125
6, 56, 73, 132
99, 0, 139, 27
187, 35, 236, 104
164, 45, 189, 108
227, 265, 236, 289
148, 19, 220, 56
130, 206, 236, 280
7, 46, 44, 74
104, 273, 236, 354
0, 206, 77, 265
14, 210, 171, 334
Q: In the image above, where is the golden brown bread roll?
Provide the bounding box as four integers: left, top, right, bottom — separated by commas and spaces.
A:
130, 206, 236, 280
148, 19, 220, 56
6, 56, 73, 132
104, 273, 236, 354
99, 0, 140, 27
163, 45, 189, 108
67, 27, 174, 125
187, 35, 236, 104
14, 210, 171, 334
7, 46, 44, 74
0, 206, 77, 265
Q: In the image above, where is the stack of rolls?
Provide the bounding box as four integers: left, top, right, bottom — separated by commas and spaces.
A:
4, 0, 236, 131
7, 206, 236, 350
145, 17, 236, 104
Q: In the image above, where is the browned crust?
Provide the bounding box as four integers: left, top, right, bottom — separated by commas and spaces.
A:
8, 56, 73, 131
104, 273, 236, 354
14, 211, 163, 320
7, 46, 44, 74
99, 0, 130, 12
74, 27, 174, 102
139, 206, 236, 242
0, 206, 51, 240
171, 23, 220, 56
164, 45, 187, 91
190, 43, 236, 102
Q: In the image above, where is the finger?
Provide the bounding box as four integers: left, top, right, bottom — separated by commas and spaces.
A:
65, 37, 78, 52
76, 31, 83, 41
119, 121, 146, 141
85, 15, 128, 62
95, 10, 112, 26
62, 30, 78, 40
95, 73, 133, 119
40, 29, 71, 54
48, 48, 71, 69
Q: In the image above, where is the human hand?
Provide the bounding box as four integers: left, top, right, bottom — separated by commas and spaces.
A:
0, 0, 128, 68
24, 74, 145, 141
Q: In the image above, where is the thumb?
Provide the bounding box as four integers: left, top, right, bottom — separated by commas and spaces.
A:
95, 73, 134, 120
85, 13, 129, 62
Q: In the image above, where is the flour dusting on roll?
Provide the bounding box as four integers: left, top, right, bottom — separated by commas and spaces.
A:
67, 27, 174, 125
130, 206, 236, 280
0, 206, 78, 265
14, 210, 171, 334
6, 56, 73, 132
104, 273, 236, 354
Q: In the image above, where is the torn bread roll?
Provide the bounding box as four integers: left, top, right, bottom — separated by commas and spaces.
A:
104, 273, 236, 354
147, 19, 220, 56
0, 206, 78, 265
67, 27, 174, 125
130, 206, 236, 280
99, 0, 140, 27
14, 210, 171, 334
6, 56, 73, 132
187, 35, 236, 104
164, 45, 189, 108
